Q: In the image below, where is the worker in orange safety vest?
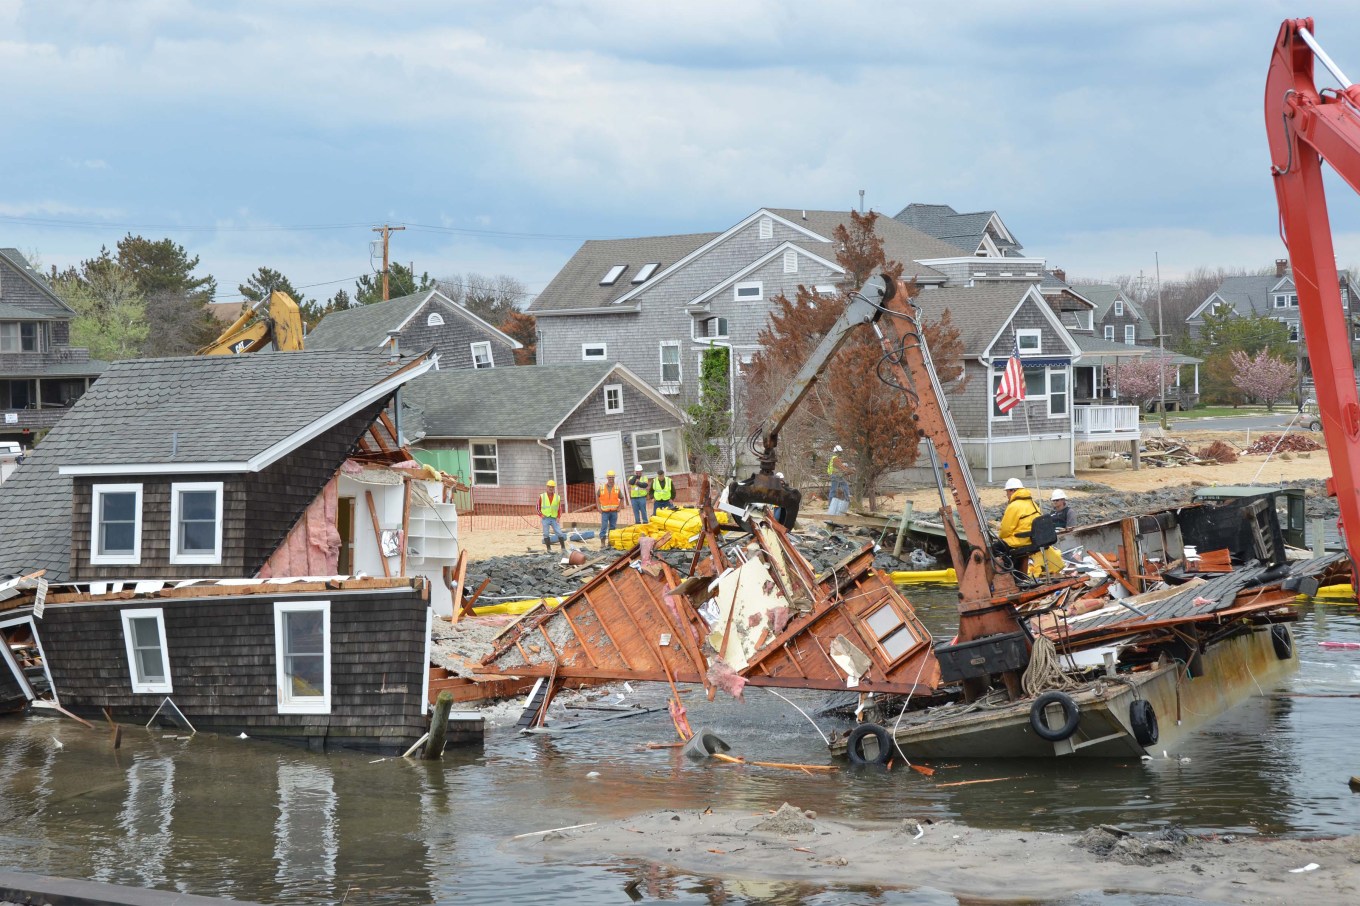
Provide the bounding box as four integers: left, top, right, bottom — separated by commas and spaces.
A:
598, 471, 621, 550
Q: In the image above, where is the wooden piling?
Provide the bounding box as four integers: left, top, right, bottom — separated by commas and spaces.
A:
893, 500, 914, 558
422, 690, 454, 760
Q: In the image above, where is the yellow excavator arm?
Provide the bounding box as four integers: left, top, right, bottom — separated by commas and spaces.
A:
199, 290, 306, 355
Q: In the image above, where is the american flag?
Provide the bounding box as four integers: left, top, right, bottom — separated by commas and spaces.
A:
995, 338, 1025, 414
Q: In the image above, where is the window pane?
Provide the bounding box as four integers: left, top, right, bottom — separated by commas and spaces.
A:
864, 605, 901, 638
182, 521, 215, 552
286, 611, 324, 655
284, 610, 326, 698
103, 492, 136, 523
181, 490, 216, 521
136, 648, 166, 683
661, 429, 685, 472
102, 522, 135, 554
287, 654, 325, 697
1024, 370, 1045, 395
880, 627, 915, 660
131, 616, 160, 648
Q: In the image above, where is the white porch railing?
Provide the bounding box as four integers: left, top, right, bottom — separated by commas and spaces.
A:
1072, 404, 1141, 438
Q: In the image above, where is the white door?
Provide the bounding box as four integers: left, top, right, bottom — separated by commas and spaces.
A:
588, 433, 625, 487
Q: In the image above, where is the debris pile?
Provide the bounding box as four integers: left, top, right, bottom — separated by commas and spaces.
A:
1077, 825, 1197, 866
1245, 433, 1323, 454
1140, 437, 1199, 466
753, 803, 816, 834
1195, 440, 1239, 464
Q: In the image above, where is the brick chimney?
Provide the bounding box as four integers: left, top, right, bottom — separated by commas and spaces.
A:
1276, 258, 1289, 277
1053, 268, 1066, 284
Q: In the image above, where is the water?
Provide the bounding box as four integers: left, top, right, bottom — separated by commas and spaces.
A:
1, 589, 1357, 905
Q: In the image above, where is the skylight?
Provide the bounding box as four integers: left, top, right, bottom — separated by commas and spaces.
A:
632, 263, 660, 284
601, 265, 627, 286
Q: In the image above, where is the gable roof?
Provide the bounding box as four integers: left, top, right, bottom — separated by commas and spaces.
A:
0, 248, 75, 317
1186, 274, 1298, 322
892, 204, 1022, 257
305, 290, 522, 351
0, 348, 431, 580
529, 208, 966, 316
914, 282, 1079, 359
406, 362, 685, 439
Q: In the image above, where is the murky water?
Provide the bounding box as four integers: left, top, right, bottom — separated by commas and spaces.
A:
1, 589, 1357, 905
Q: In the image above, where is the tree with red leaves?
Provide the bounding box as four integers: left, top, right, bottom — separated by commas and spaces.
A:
746, 211, 965, 509
500, 311, 537, 365
1230, 348, 1296, 411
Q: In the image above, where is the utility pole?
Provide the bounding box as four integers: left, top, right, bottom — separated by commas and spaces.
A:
1156, 252, 1168, 430
371, 224, 406, 301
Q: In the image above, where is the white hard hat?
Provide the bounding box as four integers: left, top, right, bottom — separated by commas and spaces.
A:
833, 445, 843, 453
634, 463, 643, 471
1004, 477, 1024, 491
775, 472, 784, 479
1051, 489, 1067, 500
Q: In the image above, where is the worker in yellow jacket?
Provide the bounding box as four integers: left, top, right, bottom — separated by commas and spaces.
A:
996, 478, 1063, 577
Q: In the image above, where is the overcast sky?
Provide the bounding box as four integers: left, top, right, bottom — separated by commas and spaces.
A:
6, 0, 1360, 303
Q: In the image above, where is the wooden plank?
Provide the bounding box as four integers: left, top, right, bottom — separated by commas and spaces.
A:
365, 490, 391, 578
399, 477, 412, 576
449, 551, 471, 624
1120, 517, 1143, 595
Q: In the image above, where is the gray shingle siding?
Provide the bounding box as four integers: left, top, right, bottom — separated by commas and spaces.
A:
556, 378, 686, 470
0, 251, 72, 318
400, 299, 519, 370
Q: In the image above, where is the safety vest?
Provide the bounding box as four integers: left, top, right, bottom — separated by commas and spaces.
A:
598, 484, 621, 512
652, 476, 673, 501
629, 474, 649, 498
539, 492, 561, 518
827, 454, 840, 477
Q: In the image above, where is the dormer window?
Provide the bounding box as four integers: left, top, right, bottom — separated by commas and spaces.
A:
600, 265, 627, 286
170, 481, 223, 565
632, 263, 659, 284
1274, 293, 1298, 308
91, 483, 143, 566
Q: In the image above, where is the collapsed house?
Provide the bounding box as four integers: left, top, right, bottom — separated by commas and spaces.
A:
0, 348, 466, 751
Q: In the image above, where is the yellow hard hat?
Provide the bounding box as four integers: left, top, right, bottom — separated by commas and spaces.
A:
606, 470, 615, 477
546, 479, 556, 487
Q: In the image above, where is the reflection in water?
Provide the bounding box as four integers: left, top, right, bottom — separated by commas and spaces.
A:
92, 755, 175, 887
273, 763, 337, 898
0, 596, 1355, 905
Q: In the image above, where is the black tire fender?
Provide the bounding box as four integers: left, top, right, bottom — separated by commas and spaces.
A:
846, 722, 893, 766
1029, 691, 1081, 742
1271, 623, 1294, 661
1129, 699, 1159, 747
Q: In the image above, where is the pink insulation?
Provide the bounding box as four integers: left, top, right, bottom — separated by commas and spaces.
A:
257, 475, 342, 578
706, 660, 747, 701
765, 605, 790, 636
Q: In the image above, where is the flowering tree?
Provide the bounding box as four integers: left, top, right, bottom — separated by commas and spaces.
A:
1230, 349, 1297, 411
1105, 353, 1176, 409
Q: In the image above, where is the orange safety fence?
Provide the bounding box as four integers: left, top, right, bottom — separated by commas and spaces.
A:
454, 474, 703, 533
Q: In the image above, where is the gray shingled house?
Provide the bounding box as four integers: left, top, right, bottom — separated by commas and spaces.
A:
915, 281, 1081, 481
1, 248, 105, 446
404, 362, 688, 515
893, 203, 1024, 258
0, 349, 444, 751
306, 289, 522, 370
528, 209, 966, 401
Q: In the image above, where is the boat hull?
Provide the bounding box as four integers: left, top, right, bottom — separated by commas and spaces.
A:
834, 624, 1298, 759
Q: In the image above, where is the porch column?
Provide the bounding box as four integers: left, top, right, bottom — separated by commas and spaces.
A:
1193, 364, 1199, 395
34, 378, 41, 410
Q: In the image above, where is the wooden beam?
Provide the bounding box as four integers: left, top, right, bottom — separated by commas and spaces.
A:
365, 490, 391, 578
399, 477, 413, 576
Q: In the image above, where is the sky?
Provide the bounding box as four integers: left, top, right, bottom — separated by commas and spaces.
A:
5, 0, 1360, 304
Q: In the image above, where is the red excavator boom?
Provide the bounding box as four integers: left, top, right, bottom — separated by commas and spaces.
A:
1266, 18, 1360, 570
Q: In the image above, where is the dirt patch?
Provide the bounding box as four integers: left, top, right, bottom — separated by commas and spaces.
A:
752, 803, 815, 835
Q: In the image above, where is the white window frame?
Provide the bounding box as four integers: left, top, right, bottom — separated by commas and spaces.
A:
274, 601, 332, 715
603, 383, 624, 414
90, 483, 143, 566
1047, 368, 1069, 418
990, 372, 1012, 422
470, 341, 494, 369
1114, 300, 1124, 316
470, 439, 499, 487
581, 343, 607, 361
426, 312, 445, 327
1104, 325, 1115, 341
632, 428, 685, 476
169, 481, 224, 566
1124, 325, 1136, 345
120, 608, 173, 694
1285, 320, 1300, 342
733, 281, 763, 302
692, 317, 729, 341
1015, 328, 1042, 354
659, 341, 681, 386
813, 284, 837, 296
783, 250, 798, 274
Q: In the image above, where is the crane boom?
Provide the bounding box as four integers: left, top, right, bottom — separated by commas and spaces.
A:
199, 290, 306, 355
1266, 18, 1360, 570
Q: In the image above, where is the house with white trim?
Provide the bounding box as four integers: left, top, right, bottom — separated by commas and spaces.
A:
892, 203, 1025, 258
306, 289, 523, 369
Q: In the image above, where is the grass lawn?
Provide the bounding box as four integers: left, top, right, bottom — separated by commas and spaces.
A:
1172, 405, 1274, 419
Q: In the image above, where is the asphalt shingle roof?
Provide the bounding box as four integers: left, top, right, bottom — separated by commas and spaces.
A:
1073, 283, 1156, 341
763, 209, 964, 279
0, 349, 413, 580
405, 363, 621, 438
1191, 275, 1283, 321
0, 248, 73, 316
530, 233, 718, 313
913, 282, 1042, 356
892, 204, 1023, 256
305, 292, 431, 350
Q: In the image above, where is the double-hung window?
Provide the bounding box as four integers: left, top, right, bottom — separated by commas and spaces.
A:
275, 601, 331, 714
121, 608, 172, 693
170, 482, 223, 565
1048, 369, 1069, 417
470, 341, 494, 369
1124, 325, 1136, 345
91, 483, 143, 566
1114, 300, 1124, 316
471, 441, 499, 485
603, 384, 623, 414
660, 342, 681, 385
1104, 325, 1115, 341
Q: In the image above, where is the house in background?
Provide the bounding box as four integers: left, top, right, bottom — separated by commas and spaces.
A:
307, 289, 522, 370
1, 248, 105, 444
0, 348, 451, 750
528, 208, 966, 400
404, 362, 688, 515
893, 203, 1025, 258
